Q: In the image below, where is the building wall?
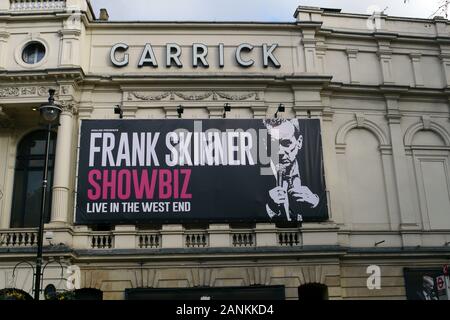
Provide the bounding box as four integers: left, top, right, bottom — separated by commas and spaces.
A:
0, 1, 449, 300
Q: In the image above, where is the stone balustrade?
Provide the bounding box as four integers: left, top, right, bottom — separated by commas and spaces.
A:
278, 231, 302, 247
90, 232, 113, 249
184, 231, 208, 248
0, 224, 323, 251
0, 229, 37, 247
231, 230, 255, 247
9, 0, 66, 10
137, 232, 160, 249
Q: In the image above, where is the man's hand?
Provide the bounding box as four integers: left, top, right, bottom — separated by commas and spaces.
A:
269, 186, 287, 205
289, 186, 319, 208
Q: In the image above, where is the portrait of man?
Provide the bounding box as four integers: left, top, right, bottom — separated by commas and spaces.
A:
263, 119, 321, 223
404, 268, 445, 301
416, 276, 438, 300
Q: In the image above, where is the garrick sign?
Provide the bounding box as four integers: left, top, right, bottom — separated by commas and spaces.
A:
110, 43, 281, 68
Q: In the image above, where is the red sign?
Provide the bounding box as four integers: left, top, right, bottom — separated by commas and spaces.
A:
437, 276, 445, 291
444, 265, 449, 276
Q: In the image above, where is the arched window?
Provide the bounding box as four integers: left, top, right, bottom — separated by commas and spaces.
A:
10, 130, 56, 228
298, 283, 329, 301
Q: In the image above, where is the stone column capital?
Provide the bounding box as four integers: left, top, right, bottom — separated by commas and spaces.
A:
59, 100, 78, 115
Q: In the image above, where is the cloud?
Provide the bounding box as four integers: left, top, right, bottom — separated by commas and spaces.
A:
89, 0, 444, 21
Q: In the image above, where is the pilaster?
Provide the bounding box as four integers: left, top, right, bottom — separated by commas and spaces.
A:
50, 99, 77, 226
161, 224, 184, 248
0, 30, 10, 70
410, 53, 424, 87
301, 29, 318, 74
346, 49, 359, 84
384, 95, 418, 233
376, 35, 396, 85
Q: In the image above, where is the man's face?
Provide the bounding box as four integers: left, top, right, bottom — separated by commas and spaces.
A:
423, 277, 434, 293
269, 121, 303, 170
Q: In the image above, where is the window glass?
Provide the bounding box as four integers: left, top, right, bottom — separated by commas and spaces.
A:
22, 42, 46, 64
10, 130, 56, 228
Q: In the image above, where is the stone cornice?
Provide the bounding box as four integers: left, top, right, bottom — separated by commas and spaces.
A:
373, 32, 399, 41
0, 68, 85, 82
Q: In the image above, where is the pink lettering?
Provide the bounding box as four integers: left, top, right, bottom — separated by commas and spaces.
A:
159, 169, 172, 199
87, 170, 101, 200
117, 170, 131, 200
180, 169, 192, 199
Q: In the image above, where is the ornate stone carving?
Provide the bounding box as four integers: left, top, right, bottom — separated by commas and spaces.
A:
129, 91, 260, 102
129, 92, 171, 101
20, 87, 37, 95
60, 85, 70, 95
0, 86, 58, 98
173, 91, 213, 101
215, 91, 260, 101
355, 112, 366, 128
59, 100, 78, 114
0, 87, 19, 97
38, 86, 56, 96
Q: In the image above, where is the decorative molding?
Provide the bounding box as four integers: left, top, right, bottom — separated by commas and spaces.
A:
60, 85, 71, 95
421, 115, 431, 130
0, 86, 58, 98
251, 106, 268, 119
346, 48, 359, 58
404, 120, 450, 147
128, 91, 260, 102
58, 29, 82, 37
129, 92, 171, 101
0, 32, 10, 40
59, 100, 78, 115
336, 117, 390, 148
174, 91, 213, 101
0, 87, 18, 97
190, 269, 214, 287
245, 267, 271, 286
298, 266, 327, 285
322, 107, 335, 121
215, 91, 260, 101
355, 113, 365, 128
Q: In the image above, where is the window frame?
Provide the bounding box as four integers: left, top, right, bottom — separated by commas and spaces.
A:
10, 130, 57, 228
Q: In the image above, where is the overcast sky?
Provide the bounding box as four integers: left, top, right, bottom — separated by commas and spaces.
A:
89, 0, 447, 21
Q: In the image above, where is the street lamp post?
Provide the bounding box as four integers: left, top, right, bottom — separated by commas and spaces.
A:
34, 89, 62, 300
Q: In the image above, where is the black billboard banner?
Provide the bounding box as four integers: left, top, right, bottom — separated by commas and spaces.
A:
75, 119, 328, 224
404, 268, 449, 300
